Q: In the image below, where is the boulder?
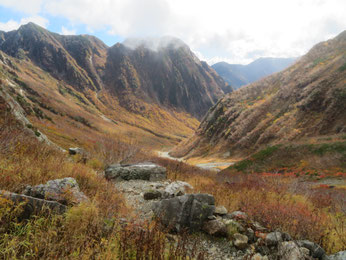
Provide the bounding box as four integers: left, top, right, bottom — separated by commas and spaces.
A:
297, 240, 326, 259
329, 251, 346, 260
24, 177, 88, 205
0, 190, 66, 219
203, 219, 228, 237
153, 193, 215, 232
68, 147, 85, 155
105, 163, 166, 182
278, 241, 305, 260
162, 181, 193, 198
233, 233, 248, 249
214, 205, 228, 215
265, 231, 283, 246
223, 219, 245, 234
143, 190, 162, 200
251, 221, 267, 232
226, 211, 248, 220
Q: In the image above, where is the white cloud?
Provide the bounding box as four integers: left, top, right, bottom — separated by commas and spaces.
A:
0, 16, 49, 31
0, 0, 43, 14
1, 0, 345, 64
61, 26, 76, 35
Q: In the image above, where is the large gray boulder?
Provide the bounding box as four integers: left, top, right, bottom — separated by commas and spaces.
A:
329, 251, 346, 260
153, 193, 215, 232
24, 177, 88, 205
105, 163, 166, 182
265, 231, 283, 246
278, 241, 305, 260
0, 190, 66, 219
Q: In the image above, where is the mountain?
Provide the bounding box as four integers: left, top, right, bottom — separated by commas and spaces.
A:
212, 57, 296, 89
0, 22, 229, 150
172, 30, 346, 159
0, 23, 229, 118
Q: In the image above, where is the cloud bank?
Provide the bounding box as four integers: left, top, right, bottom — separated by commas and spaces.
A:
0, 0, 345, 64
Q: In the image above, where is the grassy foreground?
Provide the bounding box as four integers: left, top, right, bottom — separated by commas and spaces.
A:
1, 110, 345, 258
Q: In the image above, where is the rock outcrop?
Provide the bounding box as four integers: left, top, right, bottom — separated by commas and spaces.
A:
105, 163, 167, 181
24, 177, 88, 205
0, 190, 67, 219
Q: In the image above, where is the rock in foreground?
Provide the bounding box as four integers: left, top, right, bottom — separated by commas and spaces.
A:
24, 177, 88, 205
153, 193, 215, 232
0, 190, 67, 219
105, 163, 166, 182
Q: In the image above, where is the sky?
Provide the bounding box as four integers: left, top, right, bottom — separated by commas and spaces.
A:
0, 0, 345, 65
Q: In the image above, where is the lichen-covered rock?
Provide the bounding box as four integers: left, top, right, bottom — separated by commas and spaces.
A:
0, 190, 66, 219
162, 181, 193, 198
233, 233, 248, 249
153, 193, 215, 232
278, 241, 305, 260
203, 219, 228, 237
24, 177, 88, 205
265, 231, 283, 246
105, 163, 166, 181
214, 205, 228, 215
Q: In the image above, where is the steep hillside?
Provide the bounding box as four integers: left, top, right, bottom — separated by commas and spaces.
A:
212, 57, 296, 89
0, 23, 229, 150
172, 31, 346, 160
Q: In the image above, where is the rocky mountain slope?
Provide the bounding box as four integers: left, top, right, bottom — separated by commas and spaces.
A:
172, 30, 346, 158
0, 23, 229, 149
212, 57, 296, 89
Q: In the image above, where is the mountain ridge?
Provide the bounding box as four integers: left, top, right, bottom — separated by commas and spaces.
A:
212, 57, 296, 89
0, 22, 230, 118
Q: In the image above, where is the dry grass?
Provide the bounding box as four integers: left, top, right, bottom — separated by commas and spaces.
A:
0, 111, 206, 259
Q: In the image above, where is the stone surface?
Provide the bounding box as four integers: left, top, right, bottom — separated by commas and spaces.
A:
162, 181, 193, 198
203, 219, 228, 237
265, 231, 283, 246
68, 147, 85, 155
226, 211, 248, 220
153, 193, 215, 232
143, 190, 162, 200
278, 241, 305, 260
329, 250, 346, 260
297, 240, 326, 259
0, 190, 67, 219
214, 205, 228, 215
105, 163, 167, 182
24, 177, 88, 205
233, 233, 248, 249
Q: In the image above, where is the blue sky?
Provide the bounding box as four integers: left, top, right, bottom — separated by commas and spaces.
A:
0, 5, 124, 46
0, 0, 345, 65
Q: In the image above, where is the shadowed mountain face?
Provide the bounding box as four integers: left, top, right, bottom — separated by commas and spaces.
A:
212, 57, 296, 89
0, 23, 229, 119
172, 30, 346, 158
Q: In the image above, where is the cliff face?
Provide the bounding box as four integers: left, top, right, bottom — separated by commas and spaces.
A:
172, 30, 346, 157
